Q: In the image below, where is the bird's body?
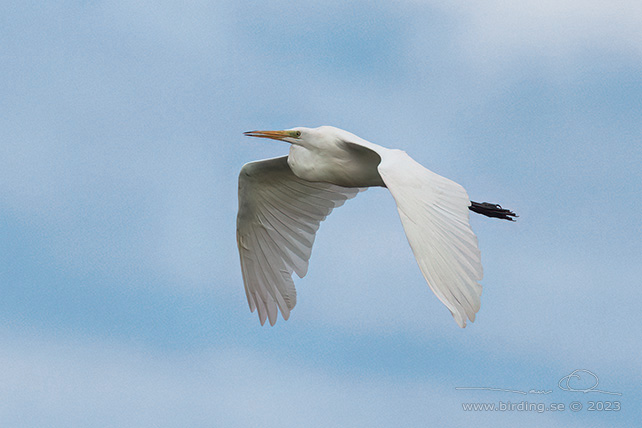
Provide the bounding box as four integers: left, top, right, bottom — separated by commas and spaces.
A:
237, 126, 516, 328
286, 126, 385, 187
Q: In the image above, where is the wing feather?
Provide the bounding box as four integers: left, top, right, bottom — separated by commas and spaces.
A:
375, 149, 483, 327
237, 156, 360, 325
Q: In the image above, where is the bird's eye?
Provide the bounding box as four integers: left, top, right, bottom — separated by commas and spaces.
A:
295, 130, 301, 138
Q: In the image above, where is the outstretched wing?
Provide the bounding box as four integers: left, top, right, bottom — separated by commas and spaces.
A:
237, 156, 361, 326
376, 148, 483, 327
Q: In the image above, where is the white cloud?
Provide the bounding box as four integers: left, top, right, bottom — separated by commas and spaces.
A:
418, 1, 642, 58
0, 331, 595, 428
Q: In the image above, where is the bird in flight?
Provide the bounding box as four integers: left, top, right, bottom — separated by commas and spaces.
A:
237, 126, 516, 327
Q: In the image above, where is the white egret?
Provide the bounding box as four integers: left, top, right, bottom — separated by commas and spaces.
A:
237, 126, 516, 327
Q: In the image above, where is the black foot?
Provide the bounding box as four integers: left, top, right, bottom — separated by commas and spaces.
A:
469, 201, 518, 221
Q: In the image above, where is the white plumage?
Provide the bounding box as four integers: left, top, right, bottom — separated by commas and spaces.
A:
237, 126, 512, 327
237, 156, 360, 325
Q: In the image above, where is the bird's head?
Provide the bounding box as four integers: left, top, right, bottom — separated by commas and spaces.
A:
244, 126, 349, 150
244, 128, 307, 145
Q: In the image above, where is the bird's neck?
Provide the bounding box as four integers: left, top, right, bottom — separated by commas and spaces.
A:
287, 144, 384, 188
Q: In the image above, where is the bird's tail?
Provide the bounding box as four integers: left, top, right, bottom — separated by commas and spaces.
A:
469, 201, 517, 221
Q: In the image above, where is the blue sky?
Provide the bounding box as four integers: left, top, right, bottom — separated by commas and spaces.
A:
1, 1, 640, 426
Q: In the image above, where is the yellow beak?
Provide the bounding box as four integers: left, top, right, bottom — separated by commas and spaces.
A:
243, 130, 291, 141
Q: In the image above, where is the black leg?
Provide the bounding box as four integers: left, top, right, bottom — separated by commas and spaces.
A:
469, 201, 518, 221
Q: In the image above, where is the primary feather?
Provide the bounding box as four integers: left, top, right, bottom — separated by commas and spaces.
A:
237, 156, 360, 325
